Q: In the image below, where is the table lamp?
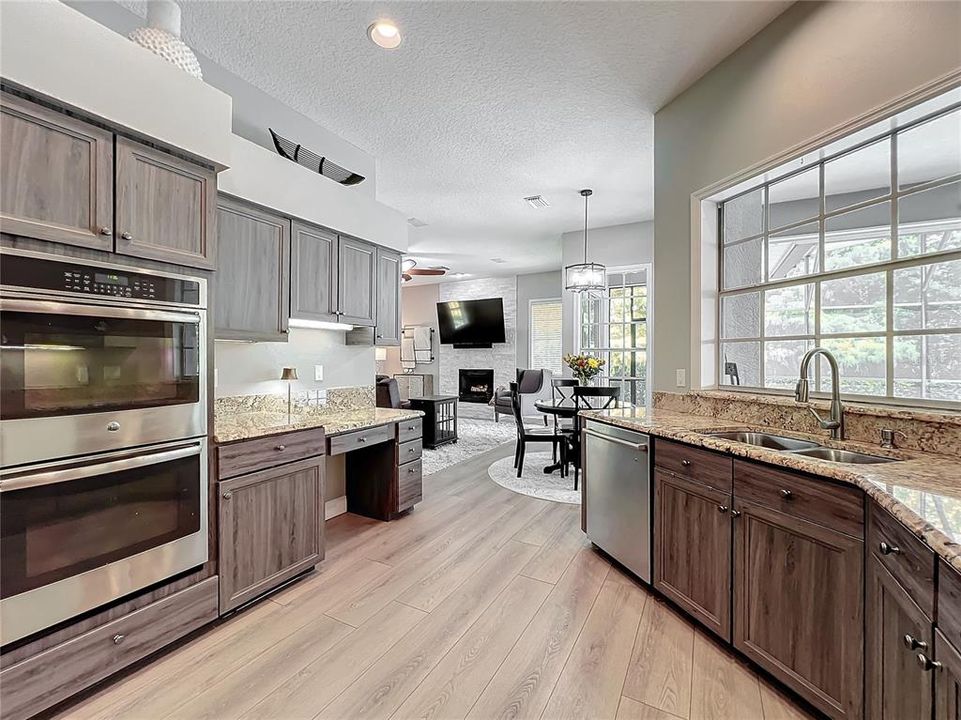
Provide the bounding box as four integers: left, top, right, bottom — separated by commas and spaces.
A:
281, 367, 298, 422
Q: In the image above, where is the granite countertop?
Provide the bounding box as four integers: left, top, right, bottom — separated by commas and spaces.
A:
214, 407, 424, 444
581, 407, 961, 572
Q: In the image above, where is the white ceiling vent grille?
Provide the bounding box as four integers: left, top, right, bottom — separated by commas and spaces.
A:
407, 217, 428, 228
524, 195, 550, 209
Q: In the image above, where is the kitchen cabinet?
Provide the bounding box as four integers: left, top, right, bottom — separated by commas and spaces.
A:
290, 219, 338, 323
653, 470, 732, 640
0, 92, 113, 251
115, 137, 217, 269
337, 235, 376, 326
936, 629, 961, 720
374, 246, 402, 345
733, 498, 863, 720
218, 456, 324, 613
214, 196, 290, 341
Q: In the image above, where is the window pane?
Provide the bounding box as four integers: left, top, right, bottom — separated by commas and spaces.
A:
720, 341, 760, 387
824, 139, 891, 213
769, 167, 819, 230
897, 180, 961, 258
894, 334, 961, 402
768, 222, 819, 280
723, 238, 762, 289
724, 188, 764, 243
821, 272, 886, 333
819, 336, 887, 396
765, 340, 813, 390
722, 292, 760, 339
894, 259, 961, 331
898, 109, 961, 190
765, 284, 815, 336
824, 202, 892, 271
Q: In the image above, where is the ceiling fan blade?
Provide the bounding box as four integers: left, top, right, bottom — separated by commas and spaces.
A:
402, 273, 412, 282
408, 268, 447, 276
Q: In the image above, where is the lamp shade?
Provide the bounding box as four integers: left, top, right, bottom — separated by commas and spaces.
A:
564, 262, 607, 293
280, 367, 298, 381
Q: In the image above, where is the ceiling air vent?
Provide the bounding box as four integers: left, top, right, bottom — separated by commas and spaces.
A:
269, 128, 366, 186
408, 217, 428, 228
524, 195, 550, 209
490, 258, 508, 264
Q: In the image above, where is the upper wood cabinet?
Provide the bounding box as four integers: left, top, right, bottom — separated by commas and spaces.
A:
0, 93, 113, 251
214, 196, 290, 341
115, 137, 216, 269
337, 236, 376, 326
290, 220, 338, 323
375, 247, 402, 345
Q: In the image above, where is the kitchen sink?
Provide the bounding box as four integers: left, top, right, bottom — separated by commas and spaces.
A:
702, 431, 821, 452
787, 447, 896, 464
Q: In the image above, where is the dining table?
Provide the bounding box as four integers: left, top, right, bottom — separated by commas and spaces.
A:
533, 398, 581, 475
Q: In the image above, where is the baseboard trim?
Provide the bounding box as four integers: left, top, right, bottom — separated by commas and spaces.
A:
325, 495, 347, 520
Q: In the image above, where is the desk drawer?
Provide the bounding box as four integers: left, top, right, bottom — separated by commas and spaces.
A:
734, 460, 864, 538
398, 459, 423, 511
868, 502, 935, 618
219, 428, 326, 479
655, 438, 732, 492
397, 417, 423, 443
0, 577, 217, 720
399, 438, 423, 464
329, 424, 392, 456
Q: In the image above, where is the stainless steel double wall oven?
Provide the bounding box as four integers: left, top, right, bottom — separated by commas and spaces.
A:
0, 248, 209, 645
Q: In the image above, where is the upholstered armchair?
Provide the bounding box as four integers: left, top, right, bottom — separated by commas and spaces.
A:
493, 368, 553, 424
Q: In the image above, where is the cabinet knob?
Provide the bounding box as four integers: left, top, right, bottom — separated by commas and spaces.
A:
222, 491, 232, 500
731, 509, 742, 518
275, 444, 286, 451
107, 421, 121, 432
100, 226, 112, 236
917, 653, 942, 672
112, 634, 125, 645
121, 231, 133, 241
903, 634, 928, 651
358, 437, 367, 443
717, 505, 729, 513
879, 541, 901, 556
779, 489, 794, 500
680, 459, 692, 467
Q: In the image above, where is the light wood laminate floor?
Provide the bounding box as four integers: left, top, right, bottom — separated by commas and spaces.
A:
56, 443, 816, 720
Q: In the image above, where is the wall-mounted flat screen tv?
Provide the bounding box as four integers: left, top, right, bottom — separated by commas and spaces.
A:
436, 298, 506, 348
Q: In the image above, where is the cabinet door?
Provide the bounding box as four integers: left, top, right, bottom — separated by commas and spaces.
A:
936, 630, 961, 720
218, 458, 324, 613
214, 197, 290, 341
0, 93, 113, 250
866, 555, 934, 720
290, 220, 338, 323
115, 137, 216, 269
375, 247, 402, 345
734, 500, 863, 720
653, 471, 732, 640
337, 236, 375, 326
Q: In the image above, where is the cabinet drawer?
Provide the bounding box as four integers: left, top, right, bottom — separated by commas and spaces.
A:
868, 502, 935, 618
328, 424, 393, 456
734, 460, 864, 539
654, 438, 732, 492
939, 560, 961, 649
218, 428, 326, 479
399, 438, 423, 463
0, 577, 217, 720
397, 417, 423, 444
398, 459, 423, 512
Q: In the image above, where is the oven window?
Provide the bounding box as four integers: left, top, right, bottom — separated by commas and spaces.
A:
1, 451, 201, 599
0, 310, 200, 419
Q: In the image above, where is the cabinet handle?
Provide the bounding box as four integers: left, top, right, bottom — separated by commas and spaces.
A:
903, 634, 928, 651
879, 541, 901, 556
917, 653, 942, 672
717, 505, 729, 513
275, 444, 286, 451
100, 226, 112, 236
112, 634, 125, 645
121, 231, 133, 241
779, 489, 793, 500
680, 459, 692, 467
358, 437, 367, 443
222, 491, 232, 500
731, 509, 742, 518
408, 447, 415, 454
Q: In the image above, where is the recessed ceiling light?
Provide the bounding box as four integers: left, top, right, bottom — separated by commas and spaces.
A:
368, 20, 401, 49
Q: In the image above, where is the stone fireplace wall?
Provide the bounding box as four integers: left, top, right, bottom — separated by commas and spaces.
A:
438, 276, 517, 419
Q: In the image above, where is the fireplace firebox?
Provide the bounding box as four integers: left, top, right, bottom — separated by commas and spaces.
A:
458, 369, 494, 404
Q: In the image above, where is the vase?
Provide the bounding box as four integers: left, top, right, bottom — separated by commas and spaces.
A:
129, 0, 203, 80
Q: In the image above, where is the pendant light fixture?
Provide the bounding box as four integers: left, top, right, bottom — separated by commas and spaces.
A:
564, 189, 606, 293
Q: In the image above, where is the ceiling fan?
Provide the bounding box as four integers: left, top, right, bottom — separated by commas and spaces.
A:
402, 259, 449, 282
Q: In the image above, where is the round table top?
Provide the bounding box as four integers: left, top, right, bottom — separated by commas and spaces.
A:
533, 399, 579, 416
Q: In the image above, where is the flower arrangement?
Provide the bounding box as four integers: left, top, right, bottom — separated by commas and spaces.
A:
564, 353, 606, 385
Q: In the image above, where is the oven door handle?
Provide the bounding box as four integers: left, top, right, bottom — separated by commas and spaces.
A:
0, 443, 203, 492
0, 298, 201, 324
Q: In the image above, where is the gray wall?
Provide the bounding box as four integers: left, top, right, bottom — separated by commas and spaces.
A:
652, 0, 961, 391
516, 270, 563, 369
384, 283, 441, 383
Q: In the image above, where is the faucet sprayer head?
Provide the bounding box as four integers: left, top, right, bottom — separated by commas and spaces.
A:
795, 377, 809, 403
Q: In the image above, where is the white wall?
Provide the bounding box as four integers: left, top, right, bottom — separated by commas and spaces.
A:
384, 283, 441, 382
652, 0, 961, 392
561, 220, 654, 357
516, 271, 563, 369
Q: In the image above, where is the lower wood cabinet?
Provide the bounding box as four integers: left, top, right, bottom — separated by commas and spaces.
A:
218, 457, 324, 613
936, 629, 961, 720
734, 499, 863, 720
653, 470, 732, 640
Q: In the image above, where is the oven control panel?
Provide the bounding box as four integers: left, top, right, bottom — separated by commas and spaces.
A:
0, 252, 202, 306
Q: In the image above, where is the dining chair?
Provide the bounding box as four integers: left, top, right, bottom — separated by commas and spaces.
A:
567, 385, 621, 489
510, 382, 565, 479
551, 378, 578, 466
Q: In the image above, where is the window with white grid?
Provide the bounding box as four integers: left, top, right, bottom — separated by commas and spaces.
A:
529, 298, 563, 375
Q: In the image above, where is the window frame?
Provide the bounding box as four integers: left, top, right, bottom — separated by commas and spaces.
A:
717, 104, 961, 408
528, 296, 563, 376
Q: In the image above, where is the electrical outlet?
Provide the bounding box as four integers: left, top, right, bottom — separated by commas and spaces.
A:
675, 369, 686, 387
314, 365, 324, 382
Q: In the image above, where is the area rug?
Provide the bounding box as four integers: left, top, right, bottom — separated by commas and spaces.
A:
487, 451, 581, 505
420, 417, 516, 476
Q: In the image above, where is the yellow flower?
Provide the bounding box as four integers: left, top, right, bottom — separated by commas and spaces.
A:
588, 358, 599, 368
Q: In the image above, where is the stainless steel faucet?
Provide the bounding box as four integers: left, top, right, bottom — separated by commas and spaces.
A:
795, 347, 844, 440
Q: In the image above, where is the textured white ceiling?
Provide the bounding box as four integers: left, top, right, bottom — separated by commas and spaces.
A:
123, 0, 791, 277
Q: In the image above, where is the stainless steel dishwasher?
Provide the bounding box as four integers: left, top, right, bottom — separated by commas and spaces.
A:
582, 419, 651, 582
